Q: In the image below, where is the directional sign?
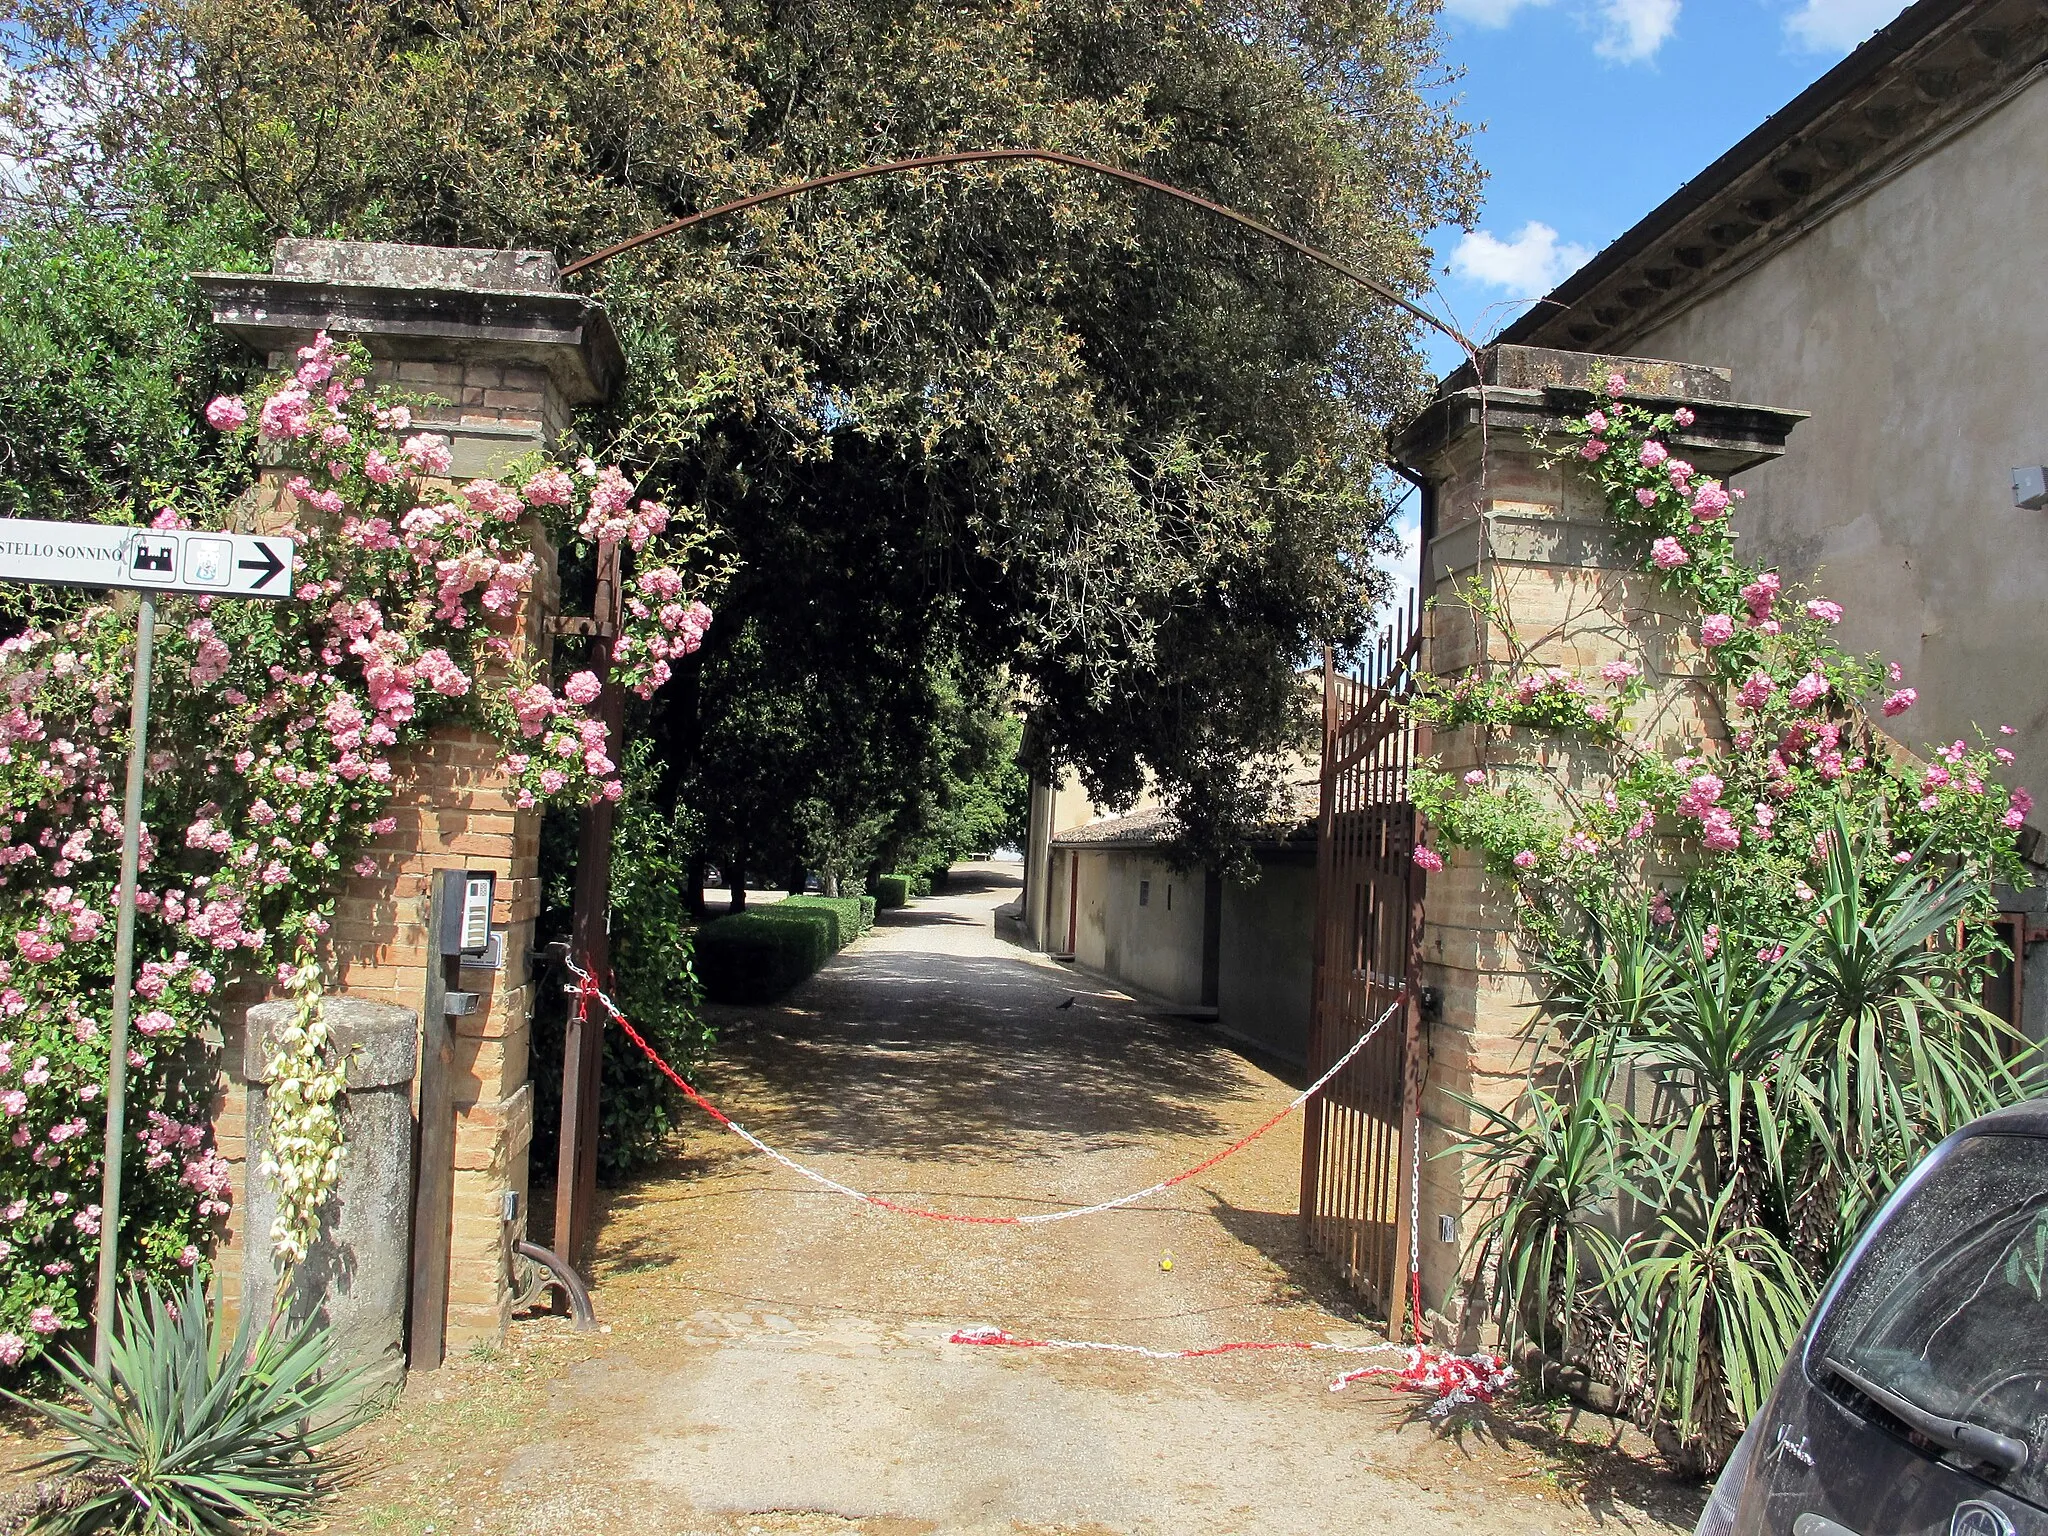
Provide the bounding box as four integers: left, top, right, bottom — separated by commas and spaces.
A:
0, 518, 297, 600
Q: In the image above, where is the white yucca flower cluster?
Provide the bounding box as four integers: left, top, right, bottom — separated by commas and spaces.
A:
258, 954, 347, 1271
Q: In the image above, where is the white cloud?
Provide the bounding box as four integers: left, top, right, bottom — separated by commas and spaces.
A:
1594, 0, 1680, 61
1783, 0, 1909, 53
1450, 221, 1594, 298
1442, 0, 1555, 23
1444, 0, 1677, 62
1375, 513, 1424, 617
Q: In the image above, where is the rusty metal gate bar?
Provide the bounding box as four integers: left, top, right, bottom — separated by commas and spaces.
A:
1299, 592, 1426, 1321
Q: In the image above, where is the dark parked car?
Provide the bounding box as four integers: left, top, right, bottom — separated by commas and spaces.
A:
1699, 1098, 2048, 1536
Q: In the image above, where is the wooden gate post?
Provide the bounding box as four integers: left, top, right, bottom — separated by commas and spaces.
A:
554, 540, 624, 1269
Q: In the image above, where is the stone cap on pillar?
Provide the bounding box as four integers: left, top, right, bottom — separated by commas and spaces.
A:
1395, 343, 1808, 480
196, 239, 623, 477
244, 996, 419, 1091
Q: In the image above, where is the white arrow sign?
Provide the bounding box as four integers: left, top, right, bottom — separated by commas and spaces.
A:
0, 518, 297, 600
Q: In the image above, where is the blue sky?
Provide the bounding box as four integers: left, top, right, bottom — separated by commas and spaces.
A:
1373, 0, 1914, 599
1416, 0, 1917, 374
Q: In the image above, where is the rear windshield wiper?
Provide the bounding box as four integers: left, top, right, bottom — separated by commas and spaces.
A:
1821, 1357, 2031, 1474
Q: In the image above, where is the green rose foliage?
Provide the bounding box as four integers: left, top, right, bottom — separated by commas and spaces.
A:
0, 338, 721, 1372
1416, 370, 2041, 1472
1413, 385, 2029, 942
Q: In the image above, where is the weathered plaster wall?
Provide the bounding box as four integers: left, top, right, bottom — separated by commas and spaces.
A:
1059, 848, 1208, 1006
1217, 861, 1315, 1065
1627, 74, 2048, 800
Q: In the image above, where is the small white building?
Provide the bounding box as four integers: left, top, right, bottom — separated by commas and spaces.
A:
1019, 767, 1321, 1065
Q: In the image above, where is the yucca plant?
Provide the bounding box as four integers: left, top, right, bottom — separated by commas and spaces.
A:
1448, 1055, 1630, 1361
1787, 807, 2043, 1261
1618, 1119, 1816, 1472
3, 1272, 369, 1533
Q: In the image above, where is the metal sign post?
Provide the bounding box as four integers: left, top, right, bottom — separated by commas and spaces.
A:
0, 517, 296, 1371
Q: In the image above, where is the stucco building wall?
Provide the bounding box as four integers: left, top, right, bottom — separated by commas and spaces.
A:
1059, 848, 1208, 1007
1611, 76, 2048, 799
1216, 862, 1316, 1065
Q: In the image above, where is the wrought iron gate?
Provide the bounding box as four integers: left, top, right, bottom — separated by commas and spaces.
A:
1299, 595, 1426, 1320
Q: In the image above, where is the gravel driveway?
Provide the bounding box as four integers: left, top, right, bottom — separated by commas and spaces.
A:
311, 861, 1704, 1535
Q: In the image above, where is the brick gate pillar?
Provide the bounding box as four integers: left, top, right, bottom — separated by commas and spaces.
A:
1389, 345, 1804, 1345
197, 241, 622, 1349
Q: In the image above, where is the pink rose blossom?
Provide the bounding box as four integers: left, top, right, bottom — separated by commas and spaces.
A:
1635, 487, 1658, 507
1512, 850, 1538, 870
1598, 660, 1640, 685
1700, 808, 1741, 852
1689, 482, 1731, 520
1699, 614, 1735, 647
1804, 599, 1844, 625
1639, 441, 1669, 469
1787, 672, 1829, 709
205, 396, 248, 430
1650, 537, 1689, 569
1673, 407, 1695, 427
1881, 688, 1917, 717
1605, 371, 1627, 397
1412, 846, 1444, 872
563, 671, 603, 706
0, 1334, 21, 1365
1737, 672, 1776, 710
1579, 439, 1609, 461
29, 1306, 58, 1334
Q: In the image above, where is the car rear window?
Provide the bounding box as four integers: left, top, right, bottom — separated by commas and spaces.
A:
1810, 1132, 2048, 1506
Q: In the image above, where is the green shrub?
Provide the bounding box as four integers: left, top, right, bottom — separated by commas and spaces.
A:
772, 894, 864, 948
910, 869, 932, 898
875, 874, 911, 909
696, 907, 835, 1003
928, 864, 951, 893
531, 742, 709, 1183
3, 1272, 370, 1533
858, 895, 877, 931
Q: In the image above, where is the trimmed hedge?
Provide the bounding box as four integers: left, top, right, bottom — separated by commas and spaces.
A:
858, 895, 877, 931
695, 895, 869, 1003
875, 874, 911, 910
775, 894, 864, 947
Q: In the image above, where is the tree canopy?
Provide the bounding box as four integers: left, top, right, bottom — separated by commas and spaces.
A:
1, 0, 1479, 863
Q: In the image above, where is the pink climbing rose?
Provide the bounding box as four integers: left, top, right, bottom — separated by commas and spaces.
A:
563, 671, 603, 706
1650, 537, 1689, 569
1700, 809, 1741, 852
1605, 371, 1627, 397
1412, 846, 1444, 873
1689, 482, 1731, 520
1787, 671, 1829, 709
204, 396, 247, 430
1699, 614, 1735, 648
1738, 672, 1776, 710
1512, 850, 1539, 870
1882, 688, 1917, 717
1639, 441, 1669, 469
1805, 598, 1844, 625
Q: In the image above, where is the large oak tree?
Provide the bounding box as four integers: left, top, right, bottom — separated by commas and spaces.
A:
2, 0, 1478, 865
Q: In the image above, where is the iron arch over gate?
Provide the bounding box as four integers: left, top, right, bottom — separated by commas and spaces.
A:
554, 151, 1454, 1294
1300, 594, 1426, 1321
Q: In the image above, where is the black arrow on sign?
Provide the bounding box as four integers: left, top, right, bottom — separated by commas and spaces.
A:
237, 541, 286, 590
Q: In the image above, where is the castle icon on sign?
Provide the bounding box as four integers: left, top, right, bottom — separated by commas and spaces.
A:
129, 538, 177, 581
